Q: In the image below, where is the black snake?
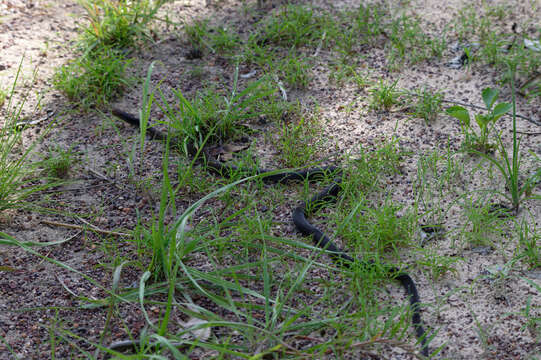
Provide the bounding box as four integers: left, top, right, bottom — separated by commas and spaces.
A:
111, 108, 429, 357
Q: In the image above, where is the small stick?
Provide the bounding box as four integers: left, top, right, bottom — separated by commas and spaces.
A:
41, 219, 130, 237
513, 130, 541, 135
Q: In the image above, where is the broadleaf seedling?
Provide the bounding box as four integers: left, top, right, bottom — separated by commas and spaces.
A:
446, 87, 511, 153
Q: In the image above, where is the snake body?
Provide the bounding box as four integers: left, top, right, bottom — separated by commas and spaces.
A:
111, 108, 429, 357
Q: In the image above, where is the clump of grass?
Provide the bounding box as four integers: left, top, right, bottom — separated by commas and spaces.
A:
277, 55, 312, 90
341, 137, 406, 197
334, 3, 387, 55
351, 3, 387, 45
453, 4, 491, 42
344, 200, 414, 257
461, 199, 506, 248
159, 67, 277, 154
410, 87, 443, 122
209, 25, 241, 55
184, 21, 241, 58
54, 0, 166, 108
0, 63, 60, 213
386, 15, 446, 67
185, 20, 208, 50
330, 61, 372, 88
0, 87, 7, 108
417, 250, 460, 282
54, 47, 132, 109
452, 4, 541, 99
42, 145, 78, 180
516, 220, 541, 269
79, 0, 166, 50
276, 113, 325, 167
369, 79, 402, 111
258, 5, 332, 49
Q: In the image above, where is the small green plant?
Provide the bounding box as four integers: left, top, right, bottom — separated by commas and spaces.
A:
462, 69, 541, 212
352, 3, 386, 45
54, 47, 132, 108
329, 61, 372, 88
453, 5, 491, 41
0, 87, 7, 108
411, 87, 443, 122
43, 145, 77, 180
276, 115, 324, 167
369, 79, 402, 111
159, 67, 276, 155
417, 250, 460, 281
353, 200, 413, 255
516, 220, 541, 268
258, 5, 331, 49
277, 55, 312, 90
184, 20, 209, 51
0, 62, 60, 213
54, 0, 166, 108
386, 15, 446, 66
79, 0, 166, 50
462, 199, 506, 247
209, 26, 241, 55
446, 87, 511, 153
519, 280, 541, 342
341, 137, 405, 197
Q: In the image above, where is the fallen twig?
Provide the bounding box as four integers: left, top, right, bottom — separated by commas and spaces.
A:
513, 130, 541, 135
41, 219, 130, 237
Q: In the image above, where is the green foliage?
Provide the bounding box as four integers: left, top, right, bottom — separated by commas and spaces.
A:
79, 0, 167, 50
185, 21, 241, 57
184, 20, 209, 50
42, 145, 78, 180
0, 87, 7, 108
410, 87, 443, 122
417, 250, 460, 281
462, 199, 506, 247
277, 55, 312, 90
453, 5, 491, 41
159, 67, 277, 155
452, 4, 541, 99
351, 200, 413, 255
54, 47, 132, 108
335, 4, 386, 54
54, 0, 166, 108
446, 87, 511, 153
0, 63, 61, 213
386, 15, 446, 66
342, 137, 405, 197
353, 3, 386, 44
369, 79, 402, 111
458, 75, 540, 212
276, 114, 324, 167
516, 220, 541, 269
209, 26, 241, 54
258, 5, 331, 48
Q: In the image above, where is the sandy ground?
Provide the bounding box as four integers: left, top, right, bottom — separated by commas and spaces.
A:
0, 0, 541, 359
